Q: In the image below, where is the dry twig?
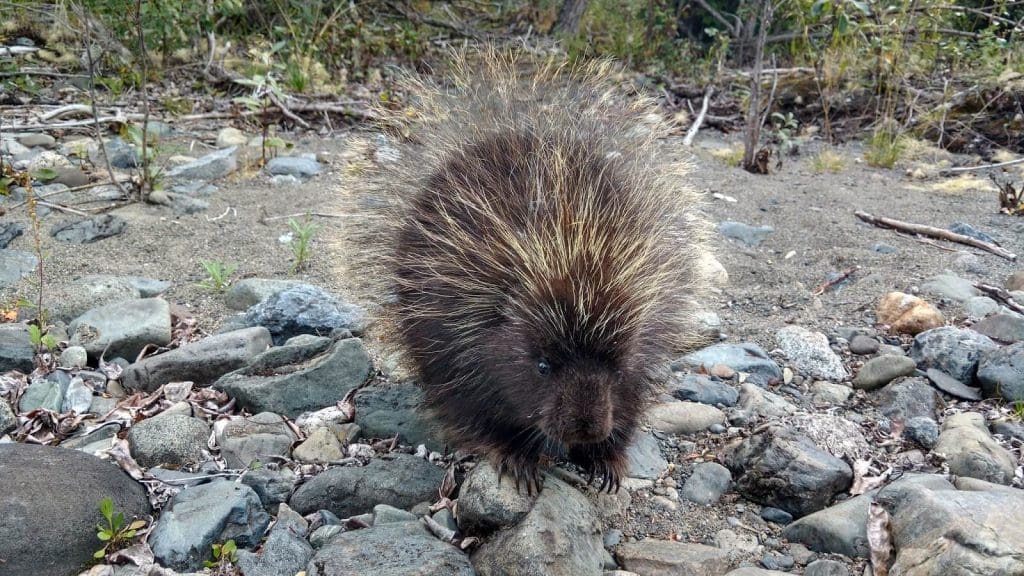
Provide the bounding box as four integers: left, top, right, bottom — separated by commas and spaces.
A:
683, 86, 714, 146
855, 210, 1017, 260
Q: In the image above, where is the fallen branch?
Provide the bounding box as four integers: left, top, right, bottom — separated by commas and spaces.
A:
39, 104, 96, 121
854, 210, 1017, 260
941, 157, 1024, 175
813, 266, 859, 296
37, 200, 92, 217
1, 112, 143, 132
268, 93, 311, 129
683, 86, 714, 146
973, 283, 1024, 315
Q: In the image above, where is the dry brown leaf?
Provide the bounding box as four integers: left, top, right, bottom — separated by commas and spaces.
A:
867, 501, 893, 576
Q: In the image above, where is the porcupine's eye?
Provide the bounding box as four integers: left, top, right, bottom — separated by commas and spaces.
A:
537, 359, 551, 376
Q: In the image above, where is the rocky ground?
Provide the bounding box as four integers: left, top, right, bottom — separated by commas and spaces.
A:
1, 114, 1024, 576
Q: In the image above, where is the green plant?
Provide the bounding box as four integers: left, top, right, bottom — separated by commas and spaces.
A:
27, 324, 58, 353
203, 539, 239, 572
811, 149, 845, 173
1012, 401, 1024, 422
864, 124, 905, 169
234, 44, 288, 166
288, 215, 320, 273
769, 112, 800, 156
94, 497, 146, 559
123, 122, 165, 195
197, 260, 238, 292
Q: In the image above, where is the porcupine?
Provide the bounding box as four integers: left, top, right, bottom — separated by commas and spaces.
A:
343, 48, 712, 494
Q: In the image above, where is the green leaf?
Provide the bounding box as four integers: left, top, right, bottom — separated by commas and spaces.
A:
837, 12, 849, 34
112, 512, 124, 531
848, 0, 871, 15
32, 167, 58, 181
94, 548, 107, 559
122, 530, 136, 539
98, 494, 113, 520
97, 531, 112, 541
128, 519, 147, 531
810, 0, 828, 18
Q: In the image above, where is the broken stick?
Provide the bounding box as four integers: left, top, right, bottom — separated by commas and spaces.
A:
973, 283, 1024, 315
683, 85, 714, 146
854, 210, 1017, 261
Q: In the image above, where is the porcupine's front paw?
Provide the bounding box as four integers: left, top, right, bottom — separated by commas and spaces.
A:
494, 451, 545, 496
569, 441, 628, 494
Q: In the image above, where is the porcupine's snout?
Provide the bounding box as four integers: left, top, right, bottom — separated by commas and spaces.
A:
548, 368, 617, 445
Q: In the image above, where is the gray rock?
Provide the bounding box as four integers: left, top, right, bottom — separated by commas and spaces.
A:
48, 275, 142, 323
16, 133, 55, 148
932, 412, 1015, 485
472, 474, 605, 576
244, 284, 367, 345
215, 337, 372, 418
354, 381, 442, 450
166, 146, 238, 181
921, 273, 981, 302
811, 381, 852, 404
123, 276, 171, 297
760, 552, 794, 571
0, 222, 24, 248
668, 374, 738, 406
93, 137, 138, 169
289, 453, 444, 518
216, 127, 248, 148
735, 382, 797, 422
0, 400, 15, 434
0, 443, 151, 576
848, 335, 879, 355
646, 401, 726, 434
804, 559, 850, 576
853, 355, 916, 390
121, 327, 272, 391
306, 520, 474, 576
373, 504, 418, 524
59, 345, 88, 369
293, 427, 345, 463
61, 377, 93, 414
775, 326, 849, 381
225, 278, 303, 310
977, 341, 1024, 401
725, 426, 852, 518
782, 493, 872, 558
49, 166, 90, 188
677, 342, 782, 384
680, 462, 732, 505
909, 326, 997, 385
150, 480, 270, 571
992, 420, 1024, 442
19, 377, 64, 412
68, 297, 172, 362
876, 473, 1024, 575
789, 413, 870, 460
625, 430, 668, 480
217, 412, 296, 469
966, 296, 1001, 320
241, 466, 297, 511
973, 314, 1024, 344
725, 570, 791, 576
433, 508, 458, 533
0, 249, 38, 289
267, 156, 322, 178
925, 367, 982, 400
236, 503, 313, 576
615, 541, 731, 576
0, 323, 35, 373
874, 376, 943, 422
127, 413, 211, 468
456, 461, 536, 533
760, 507, 793, 525
949, 222, 997, 244
50, 214, 127, 244
905, 416, 940, 448
718, 221, 774, 247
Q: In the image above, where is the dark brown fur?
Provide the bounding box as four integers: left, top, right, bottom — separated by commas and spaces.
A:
343, 49, 711, 494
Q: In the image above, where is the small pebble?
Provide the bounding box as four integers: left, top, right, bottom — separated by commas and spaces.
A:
760, 507, 793, 525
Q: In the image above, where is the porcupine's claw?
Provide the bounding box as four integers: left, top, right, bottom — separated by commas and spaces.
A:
495, 453, 543, 496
